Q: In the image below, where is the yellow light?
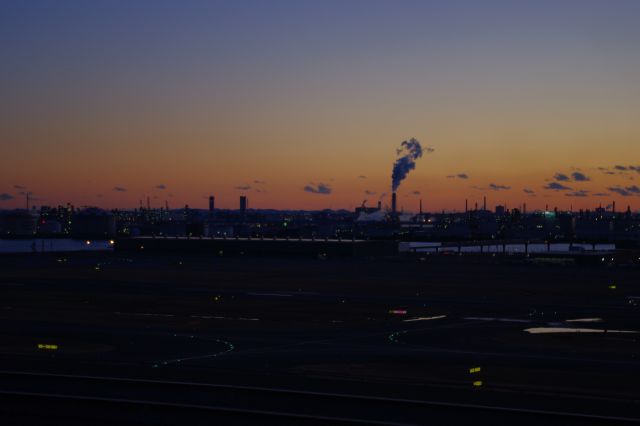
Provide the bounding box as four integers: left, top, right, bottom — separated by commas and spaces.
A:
85, 240, 91, 245
609, 285, 617, 289
473, 381, 483, 387
109, 240, 115, 245
469, 367, 481, 374
37, 344, 58, 350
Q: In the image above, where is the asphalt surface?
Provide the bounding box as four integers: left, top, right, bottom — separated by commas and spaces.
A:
0, 252, 639, 424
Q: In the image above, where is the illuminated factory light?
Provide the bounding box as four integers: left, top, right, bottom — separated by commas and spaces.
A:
473, 381, 483, 387
609, 284, 617, 289
85, 240, 91, 245
389, 309, 408, 315
109, 240, 115, 245
469, 367, 481, 374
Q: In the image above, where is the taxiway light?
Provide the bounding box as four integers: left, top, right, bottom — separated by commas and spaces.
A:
37, 344, 58, 350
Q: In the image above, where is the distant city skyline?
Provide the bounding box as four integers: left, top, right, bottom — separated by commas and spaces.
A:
2, 1, 640, 210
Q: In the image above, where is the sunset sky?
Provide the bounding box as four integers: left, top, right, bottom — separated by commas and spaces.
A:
2, 0, 640, 211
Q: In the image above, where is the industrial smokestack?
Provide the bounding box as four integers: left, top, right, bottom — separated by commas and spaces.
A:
209, 196, 215, 212
377, 201, 382, 210
419, 199, 423, 216
465, 199, 468, 213
392, 192, 397, 214
613, 201, 616, 214
483, 196, 487, 211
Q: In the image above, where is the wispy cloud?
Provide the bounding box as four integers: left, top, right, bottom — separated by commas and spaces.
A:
304, 182, 332, 195
544, 182, 571, 191
113, 186, 127, 192
358, 175, 367, 179
552, 171, 591, 182
235, 184, 251, 191
364, 189, 376, 195
608, 185, 640, 196
523, 188, 535, 195
0, 193, 15, 201
488, 183, 510, 191
565, 190, 590, 197
156, 184, 167, 190
571, 172, 590, 182
447, 173, 469, 179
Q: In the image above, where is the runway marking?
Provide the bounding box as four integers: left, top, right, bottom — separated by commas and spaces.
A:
0, 371, 638, 423
113, 312, 175, 318
403, 315, 446, 322
0, 390, 415, 426
464, 317, 531, 323
190, 315, 260, 321
154, 338, 235, 367
524, 327, 638, 334
246, 292, 292, 297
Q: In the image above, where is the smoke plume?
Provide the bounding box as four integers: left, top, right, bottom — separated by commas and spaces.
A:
391, 138, 429, 192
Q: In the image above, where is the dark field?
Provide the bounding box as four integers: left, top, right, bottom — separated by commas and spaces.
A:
0, 253, 639, 424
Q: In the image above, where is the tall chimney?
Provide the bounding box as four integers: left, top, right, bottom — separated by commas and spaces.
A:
377, 201, 382, 210
523, 203, 527, 215
483, 196, 487, 211
612, 201, 616, 214
209, 196, 215, 212
391, 192, 397, 214
419, 199, 423, 216
465, 199, 468, 213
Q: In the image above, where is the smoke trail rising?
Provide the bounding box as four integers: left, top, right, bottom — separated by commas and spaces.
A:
391, 138, 430, 192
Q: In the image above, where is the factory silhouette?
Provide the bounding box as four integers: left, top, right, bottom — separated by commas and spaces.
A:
1, 190, 638, 252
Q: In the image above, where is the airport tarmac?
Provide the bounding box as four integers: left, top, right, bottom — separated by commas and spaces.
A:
0, 253, 638, 424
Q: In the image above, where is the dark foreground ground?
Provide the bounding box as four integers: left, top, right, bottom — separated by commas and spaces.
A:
0, 252, 639, 425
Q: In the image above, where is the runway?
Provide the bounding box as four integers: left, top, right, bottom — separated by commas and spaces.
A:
0, 253, 638, 424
